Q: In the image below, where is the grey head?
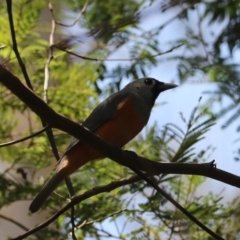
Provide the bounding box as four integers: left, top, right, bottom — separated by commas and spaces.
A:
123, 77, 178, 108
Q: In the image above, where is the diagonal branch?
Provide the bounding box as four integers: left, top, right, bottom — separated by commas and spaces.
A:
0, 214, 29, 232
50, 0, 89, 27
6, 0, 32, 89
54, 44, 184, 62
76, 208, 127, 229
0, 126, 49, 148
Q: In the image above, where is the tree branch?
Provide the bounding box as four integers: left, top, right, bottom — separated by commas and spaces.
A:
76, 208, 127, 229
0, 214, 29, 232
6, 0, 32, 89
50, 0, 89, 27
0, 126, 49, 148
54, 44, 184, 62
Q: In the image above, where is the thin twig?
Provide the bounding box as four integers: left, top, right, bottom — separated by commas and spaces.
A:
94, 227, 121, 239
0, 126, 49, 148
70, 206, 77, 240
77, 208, 126, 229
54, 44, 184, 62
0, 214, 29, 231
50, 0, 89, 27
196, 6, 209, 59
43, 3, 56, 103
149, 7, 188, 34
6, 0, 33, 90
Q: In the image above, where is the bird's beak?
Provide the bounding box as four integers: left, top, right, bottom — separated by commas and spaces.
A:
159, 83, 178, 92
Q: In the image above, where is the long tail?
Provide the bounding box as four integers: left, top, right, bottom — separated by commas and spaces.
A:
29, 172, 64, 213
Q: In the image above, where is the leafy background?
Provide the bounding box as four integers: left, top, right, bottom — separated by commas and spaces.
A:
0, 0, 240, 239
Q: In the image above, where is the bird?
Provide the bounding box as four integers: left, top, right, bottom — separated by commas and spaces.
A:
29, 77, 177, 213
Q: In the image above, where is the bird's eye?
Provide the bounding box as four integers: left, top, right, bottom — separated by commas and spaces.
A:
144, 78, 153, 85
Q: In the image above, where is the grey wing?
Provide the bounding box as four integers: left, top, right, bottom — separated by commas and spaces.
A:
63, 91, 128, 155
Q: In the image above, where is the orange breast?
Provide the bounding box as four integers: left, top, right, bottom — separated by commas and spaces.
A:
95, 96, 146, 146
58, 96, 146, 176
